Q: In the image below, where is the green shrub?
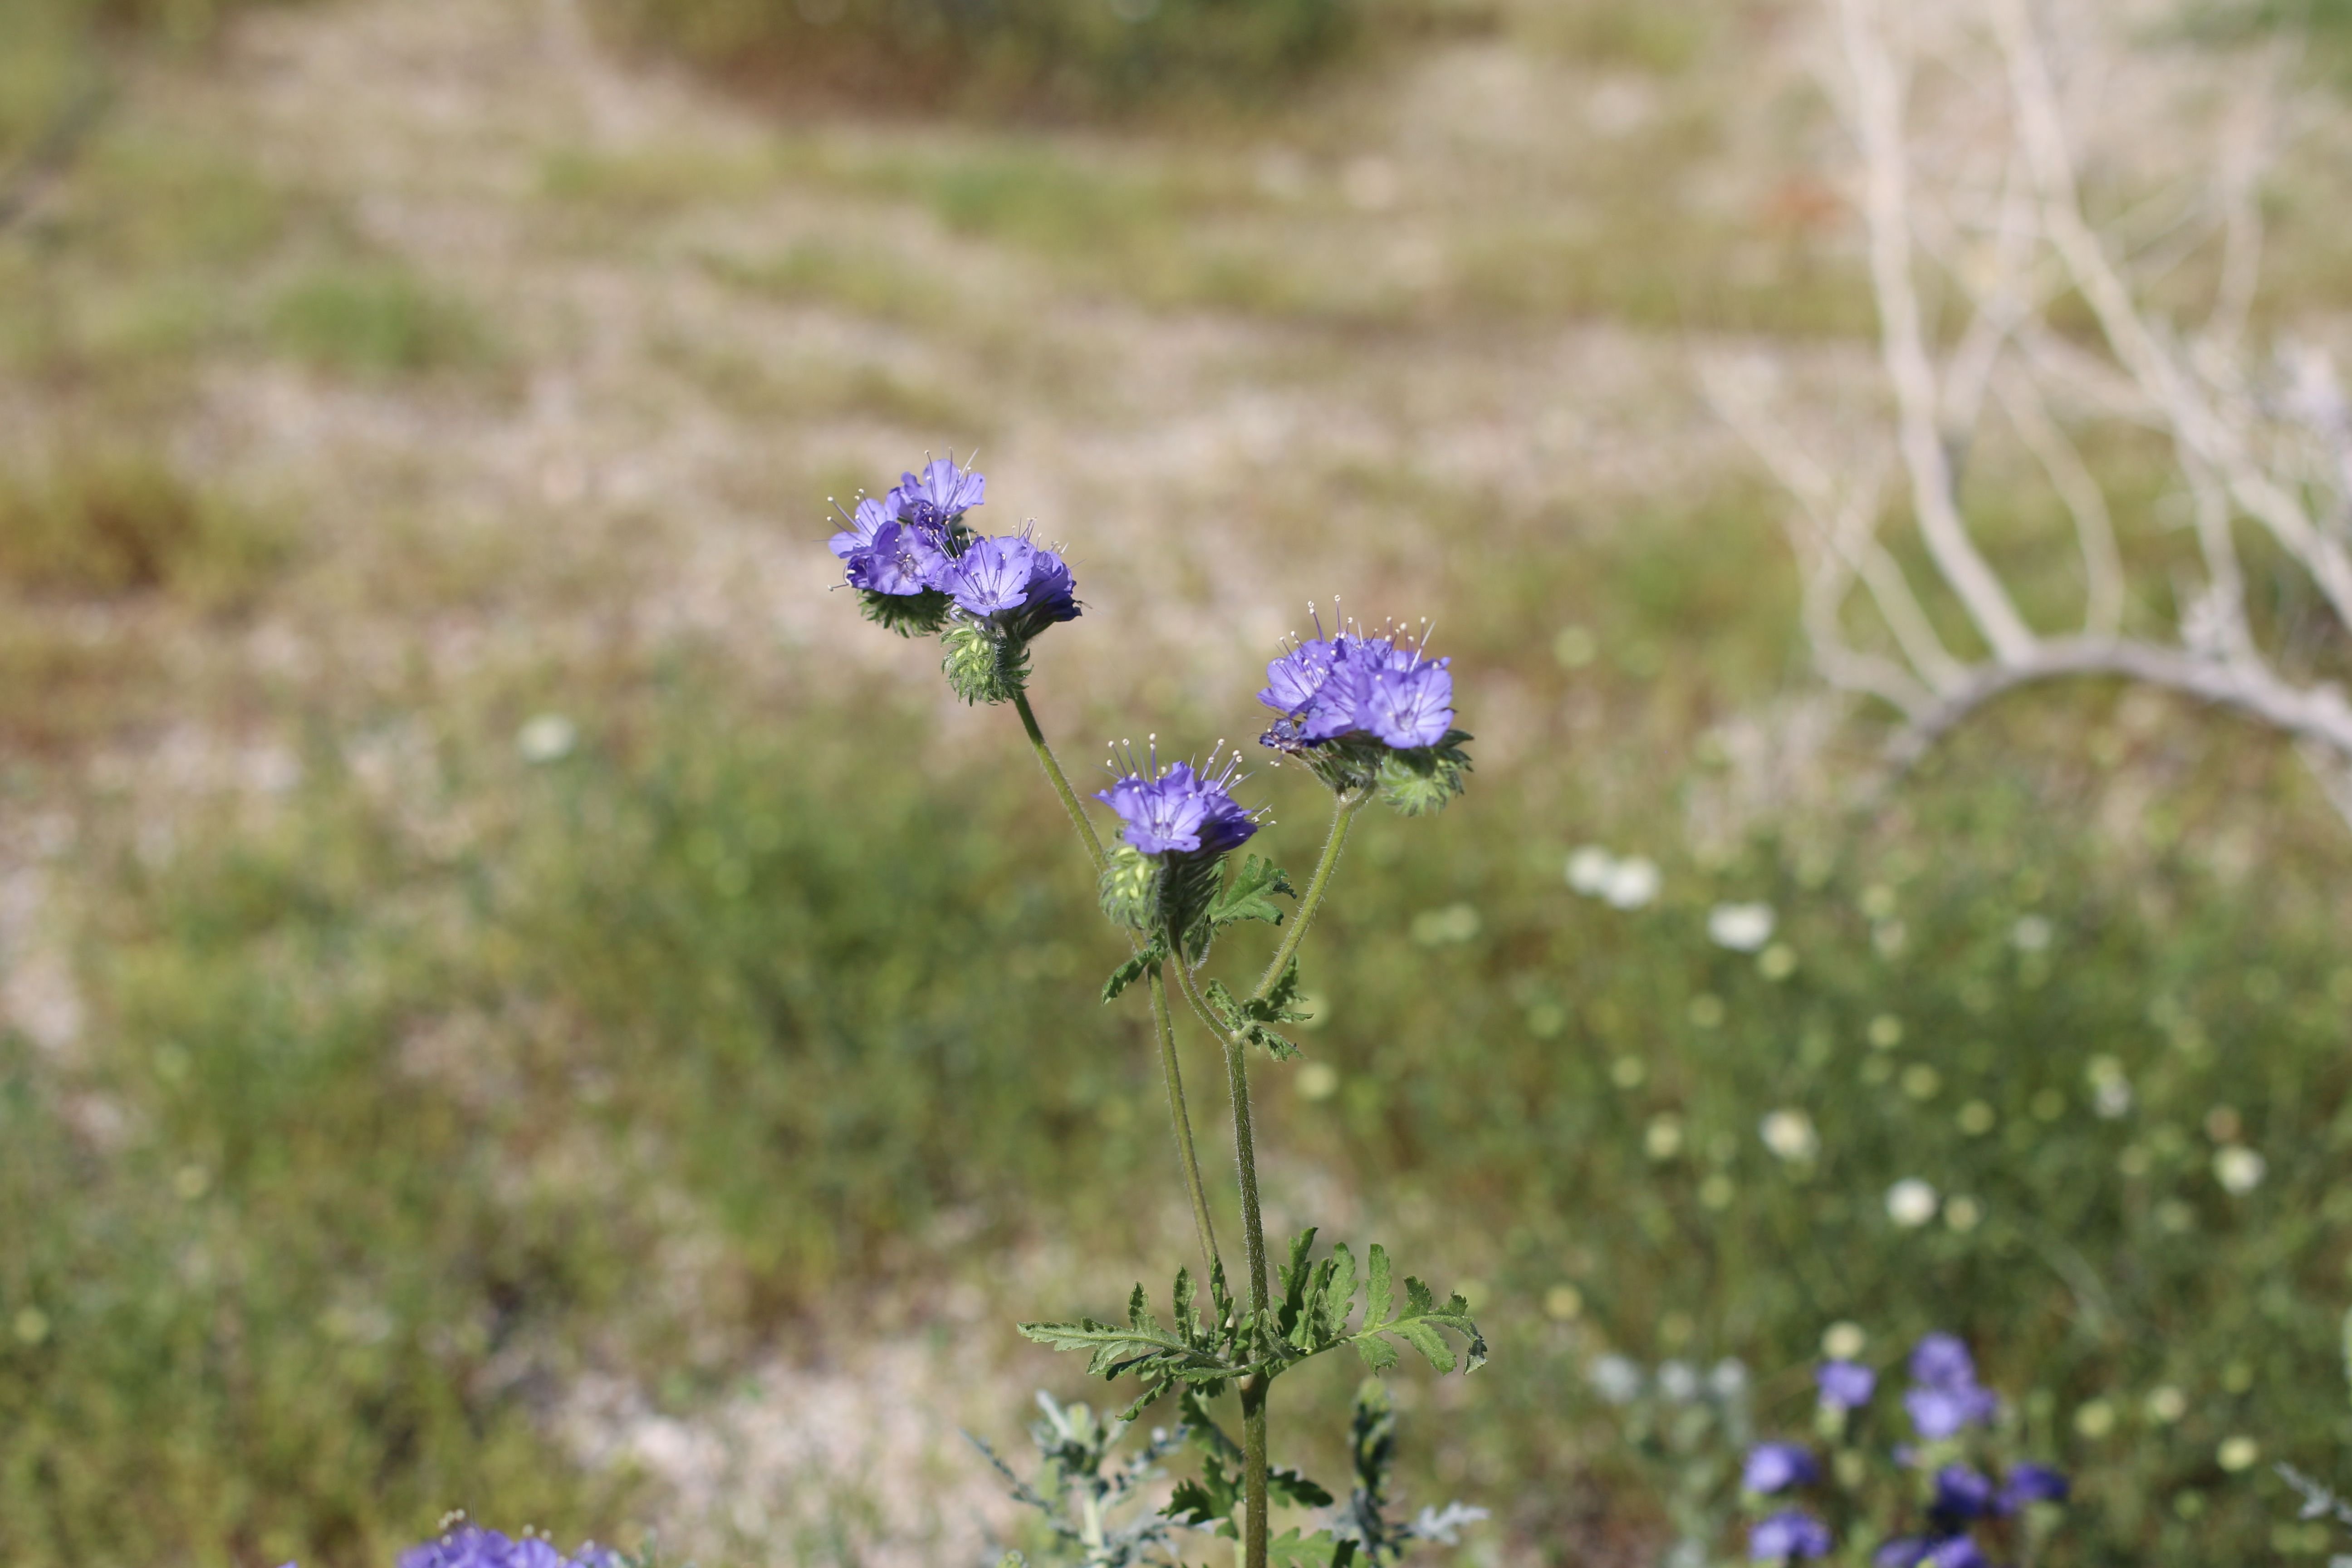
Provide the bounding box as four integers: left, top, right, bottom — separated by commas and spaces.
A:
595, 0, 1371, 117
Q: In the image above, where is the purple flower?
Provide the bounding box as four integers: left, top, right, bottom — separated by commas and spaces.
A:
1905, 1382, 1999, 1440
1817, 1360, 1877, 1409
889, 455, 985, 528
1874, 1541, 1931, 1568
1095, 754, 1257, 858
1998, 1463, 2069, 1511
1743, 1442, 1821, 1494
1909, 1333, 1977, 1390
1748, 1510, 1833, 1562
1364, 661, 1455, 748
1925, 1536, 1989, 1568
945, 535, 1037, 616
828, 492, 902, 563
399, 1526, 617, 1568
1258, 625, 1455, 751
1931, 1465, 1997, 1524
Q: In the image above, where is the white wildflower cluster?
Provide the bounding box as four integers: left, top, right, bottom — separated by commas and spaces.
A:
1566, 846, 1661, 909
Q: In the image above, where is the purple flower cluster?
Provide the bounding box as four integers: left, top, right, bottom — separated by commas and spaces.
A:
398, 1523, 617, 1568
1736, 1334, 2066, 1568
1257, 618, 1455, 753
1096, 747, 1259, 858
828, 456, 1080, 641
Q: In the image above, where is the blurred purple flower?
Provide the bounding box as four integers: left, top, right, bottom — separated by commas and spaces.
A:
1817, 1359, 1877, 1409
1905, 1383, 1999, 1440
1749, 1510, 1833, 1562
1743, 1441, 1821, 1494
1931, 1465, 1996, 1523
1909, 1333, 1977, 1389
1999, 1463, 2070, 1511
399, 1525, 617, 1568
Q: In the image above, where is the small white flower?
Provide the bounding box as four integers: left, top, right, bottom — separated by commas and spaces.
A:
2092, 1078, 2133, 1119
1588, 1354, 1643, 1405
1821, 1321, 1867, 1360
516, 713, 578, 763
1759, 1108, 1819, 1163
1566, 846, 1615, 896
2217, 1435, 2260, 1471
1656, 1360, 1700, 1402
2215, 1145, 2266, 1195
2011, 914, 2054, 952
1710, 1358, 1749, 1399
1644, 1114, 1685, 1160
1604, 857, 1661, 910
1886, 1178, 1939, 1228
1707, 902, 1776, 952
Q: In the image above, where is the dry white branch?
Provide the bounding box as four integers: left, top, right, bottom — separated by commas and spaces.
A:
1716, 0, 2352, 817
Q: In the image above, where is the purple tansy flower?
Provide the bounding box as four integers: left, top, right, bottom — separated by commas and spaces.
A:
1095, 751, 1258, 858
1817, 1360, 1877, 1409
945, 535, 1036, 617
1364, 660, 1455, 748
828, 492, 902, 563
889, 455, 985, 528
1931, 1465, 1997, 1524
849, 520, 940, 596
1998, 1463, 2069, 1511
1259, 637, 1340, 714
1909, 1333, 1977, 1389
1743, 1441, 1821, 1494
1873, 1540, 1931, 1568
1018, 544, 1080, 624
1748, 1510, 1833, 1562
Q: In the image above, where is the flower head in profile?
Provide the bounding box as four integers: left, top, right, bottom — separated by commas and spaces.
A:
1743, 1441, 1820, 1494
1095, 743, 1259, 858
1748, 1510, 1832, 1562
1257, 603, 1470, 813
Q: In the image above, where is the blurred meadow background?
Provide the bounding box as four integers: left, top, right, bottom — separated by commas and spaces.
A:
6, 0, 2352, 1563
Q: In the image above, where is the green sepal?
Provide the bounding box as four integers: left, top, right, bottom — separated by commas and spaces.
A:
1101, 938, 1168, 1003
1210, 855, 1296, 930
1099, 846, 1158, 932
942, 620, 1031, 705
1375, 729, 1473, 817
858, 586, 951, 637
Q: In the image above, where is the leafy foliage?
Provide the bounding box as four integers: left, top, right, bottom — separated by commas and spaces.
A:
972, 1391, 1187, 1568
1210, 856, 1298, 932
1204, 957, 1312, 1061
1374, 731, 1473, 818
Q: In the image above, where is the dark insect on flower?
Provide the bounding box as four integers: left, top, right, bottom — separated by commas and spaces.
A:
1743, 1441, 1821, 1495
1748, 1509, 1833, 1562
1095, 745, 1259, 858
1816, 1359, 1877, 1410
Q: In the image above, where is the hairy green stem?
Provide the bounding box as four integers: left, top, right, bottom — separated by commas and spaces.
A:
1149, 965, 1223, 1277
1240, 1374, 1270, 1568
1013, 691, 1222, 1280
1223, 1025, 1273, 1568
1014, 691, 1107, 872
1253, 794, 1363, 1002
